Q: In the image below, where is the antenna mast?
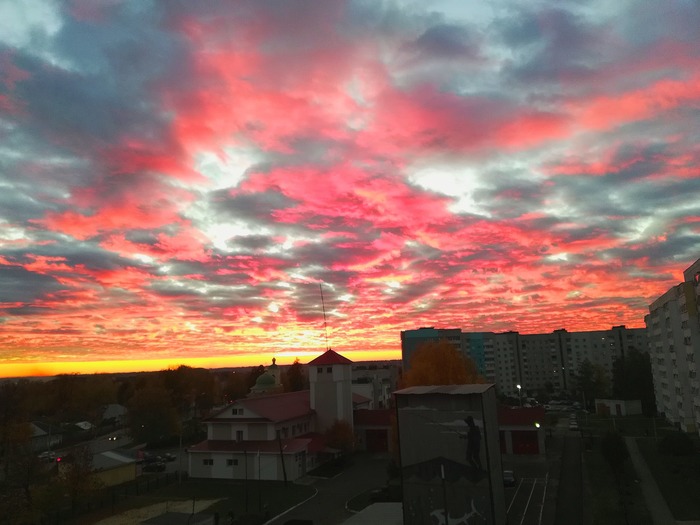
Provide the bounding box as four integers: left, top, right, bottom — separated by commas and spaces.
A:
320, 283, 330, 350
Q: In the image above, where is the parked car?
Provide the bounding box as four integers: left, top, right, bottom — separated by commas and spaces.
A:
163, 452, 176, 462
143, 453, 163, 464
38, 451, 56, 462
503, 470, 517, 487
143, 461, 166, 472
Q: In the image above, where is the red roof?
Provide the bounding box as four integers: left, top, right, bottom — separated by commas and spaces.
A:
497, 406, 546, 427
354, 408, 392, 427
352, 392, 371, 406
307, 349, 353, 365
207, 390, 312, 423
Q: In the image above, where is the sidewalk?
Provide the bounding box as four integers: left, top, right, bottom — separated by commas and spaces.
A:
625, 437, 675, 525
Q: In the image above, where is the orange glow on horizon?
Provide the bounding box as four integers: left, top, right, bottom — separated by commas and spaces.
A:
0, 349, 402, 379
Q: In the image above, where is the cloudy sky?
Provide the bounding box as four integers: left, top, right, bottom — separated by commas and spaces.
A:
1, 0, 699, 376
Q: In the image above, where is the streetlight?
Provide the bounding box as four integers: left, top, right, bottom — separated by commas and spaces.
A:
516, 384, 522, 407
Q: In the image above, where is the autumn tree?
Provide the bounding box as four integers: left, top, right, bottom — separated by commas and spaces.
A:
576, 359, 610, 409
324, 419, 355, 454
58, 444, 103, 511
401, 340, 484, 388
246, 365, 266, 391
283, 359, 309, 392
612, 348, 656, 416
161, 365, 216, 418
0, 383, 36, 522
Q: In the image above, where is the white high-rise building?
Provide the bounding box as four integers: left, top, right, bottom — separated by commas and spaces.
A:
647, 257, 700, 433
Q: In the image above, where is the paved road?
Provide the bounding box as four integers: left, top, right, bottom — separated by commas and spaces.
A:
506, 475, 548, 525
266, 453, 391, 525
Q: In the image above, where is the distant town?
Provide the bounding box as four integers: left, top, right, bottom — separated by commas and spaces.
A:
1, 256, 699, 524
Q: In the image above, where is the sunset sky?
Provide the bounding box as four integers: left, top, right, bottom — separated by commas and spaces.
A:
1, 0, 699, 377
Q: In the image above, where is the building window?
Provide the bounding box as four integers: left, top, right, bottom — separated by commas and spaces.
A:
227, 459, 238, 466
236, 430, 243, 441
317, 367, 323, 373
327, 367, 332, 373
203, 459, 213, 466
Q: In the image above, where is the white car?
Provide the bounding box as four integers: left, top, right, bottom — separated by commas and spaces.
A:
38, 451, 56, 462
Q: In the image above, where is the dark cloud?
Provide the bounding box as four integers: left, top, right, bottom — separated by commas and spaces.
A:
210, 189, 298, 223
408, 23, 479, 60
498, 7, 604, 85
0, 265, 66, 303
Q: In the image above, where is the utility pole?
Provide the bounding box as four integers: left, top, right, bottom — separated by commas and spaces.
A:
277, 430, 288, 486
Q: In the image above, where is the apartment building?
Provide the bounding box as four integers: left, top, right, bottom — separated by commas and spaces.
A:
401, 325, 648, 398
646, 257, 700, 433
683, 258, 700, 430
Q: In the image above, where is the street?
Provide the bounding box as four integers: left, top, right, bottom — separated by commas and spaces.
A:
266, 453, 391, 525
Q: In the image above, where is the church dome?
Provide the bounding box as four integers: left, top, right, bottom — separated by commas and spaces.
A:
255, 372, 276, 387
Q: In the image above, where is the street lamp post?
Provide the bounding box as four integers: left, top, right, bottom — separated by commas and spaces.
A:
517, 384, 522, 407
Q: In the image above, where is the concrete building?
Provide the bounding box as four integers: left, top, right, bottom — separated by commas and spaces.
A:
401, 326, 648, 398
395, 384, 506, 525
594, 399, 643, 417
497, 406, 546, 455
684, 258, 700, 431
352, 361, 398, 409
646, 257, 700, 433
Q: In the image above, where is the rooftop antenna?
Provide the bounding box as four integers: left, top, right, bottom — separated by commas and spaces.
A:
320, 283, 330, 350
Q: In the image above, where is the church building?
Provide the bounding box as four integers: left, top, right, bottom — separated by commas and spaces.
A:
186, 349, 355, 481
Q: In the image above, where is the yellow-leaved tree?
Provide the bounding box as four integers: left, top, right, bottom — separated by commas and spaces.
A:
400, 339, 484, 388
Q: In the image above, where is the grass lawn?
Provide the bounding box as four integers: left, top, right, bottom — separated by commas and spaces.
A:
637, 438, 700, 521
583, 445, 652, 525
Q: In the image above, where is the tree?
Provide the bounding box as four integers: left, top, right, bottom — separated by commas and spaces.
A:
246, 365, 266, 391
221, 371, 248, 404
58, 444, 102, 510
324, 419, 355, 454
127, 383, 180, 445
401, 340, 484, 388
161, 365, 216, 418
283, 359, 308, 392
576, 359, 609, 409
612, 348, 656, 416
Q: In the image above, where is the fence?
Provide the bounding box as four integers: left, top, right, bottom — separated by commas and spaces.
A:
41, 470, 185, 524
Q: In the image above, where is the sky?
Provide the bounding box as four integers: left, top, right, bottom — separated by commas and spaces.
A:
1, 0, 699, 377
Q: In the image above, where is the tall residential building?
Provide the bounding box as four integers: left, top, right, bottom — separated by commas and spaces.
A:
400, 326, 648, 397
646, 257, 700, 433
683, 258, 700, 430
